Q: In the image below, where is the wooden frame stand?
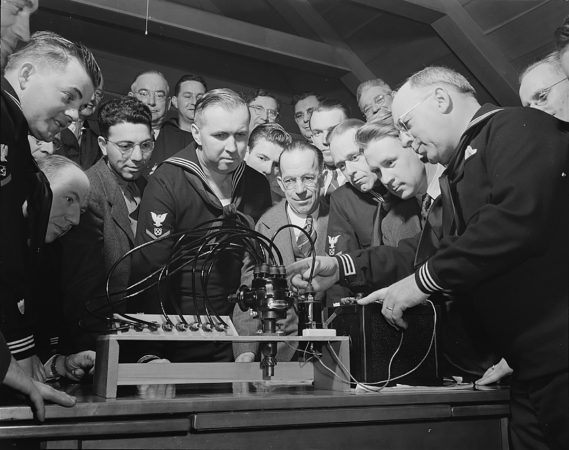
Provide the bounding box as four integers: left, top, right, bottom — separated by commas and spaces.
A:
94, 316, 350, 398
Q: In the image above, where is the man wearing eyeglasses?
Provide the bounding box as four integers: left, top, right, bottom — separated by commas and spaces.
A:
519, 52, 569, 122
247, 88, 280, 132
129, 71, 171, 137
357, 78, 393, 122
58, 97, 154, 350
369, 66, 567, 450
234, 140, 328, 365
324, 118, 422, 306
143, 74, 206, 177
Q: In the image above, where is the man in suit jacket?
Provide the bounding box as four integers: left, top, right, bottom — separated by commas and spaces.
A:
59, 96, 153, 352
234, 140, 328, 363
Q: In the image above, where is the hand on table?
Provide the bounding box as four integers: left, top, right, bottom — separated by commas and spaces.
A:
476, 358, 513, 385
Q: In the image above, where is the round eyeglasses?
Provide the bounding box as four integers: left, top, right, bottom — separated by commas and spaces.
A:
105, 138, 155, 157
249, 104, 279, 120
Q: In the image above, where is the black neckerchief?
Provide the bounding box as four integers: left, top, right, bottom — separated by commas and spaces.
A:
163, 144, 252, 227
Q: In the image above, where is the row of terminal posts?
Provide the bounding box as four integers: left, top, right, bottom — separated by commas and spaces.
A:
117, 320, 227, 333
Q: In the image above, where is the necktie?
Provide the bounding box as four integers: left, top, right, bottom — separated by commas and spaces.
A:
420, 194, 433, 226
327, 170, 339, 195
296, 215, 315, 258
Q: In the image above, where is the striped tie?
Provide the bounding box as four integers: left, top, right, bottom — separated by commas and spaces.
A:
420, 194, 433, 226
327, 169, 339, 195
296, 215, 315, 258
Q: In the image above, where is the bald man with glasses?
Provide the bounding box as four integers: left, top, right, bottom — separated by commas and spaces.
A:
289, 65, 568, 450
519, 52, 569, 122
247, 88, 280, 132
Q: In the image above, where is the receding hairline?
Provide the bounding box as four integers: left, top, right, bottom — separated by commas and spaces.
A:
519, 52, 564, 84
130, 71, 170, 94
194, 102, 249, 127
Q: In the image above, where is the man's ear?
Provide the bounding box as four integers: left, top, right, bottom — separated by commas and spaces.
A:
166, 97, 172, 112
277, 175, 286, 193
434, 87, 452, 114
171, 96, 178, 110
128, 91, 135, 98
18, 63, 35, 90
98, 136, 108, 157
191, 122, 201, 146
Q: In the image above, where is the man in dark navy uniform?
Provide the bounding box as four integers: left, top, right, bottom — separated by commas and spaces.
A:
1, 28, 101, 417
132, 89, 271, 363
291, 66, 568, 450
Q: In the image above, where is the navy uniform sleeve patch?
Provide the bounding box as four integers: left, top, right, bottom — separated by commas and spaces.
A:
327, 234, 340, 256
145, 211, 170, 239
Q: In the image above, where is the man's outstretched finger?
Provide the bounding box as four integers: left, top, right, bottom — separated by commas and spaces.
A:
358, 289, 385, 305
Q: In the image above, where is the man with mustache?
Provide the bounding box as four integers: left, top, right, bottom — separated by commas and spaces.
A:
234, 140, 329, 365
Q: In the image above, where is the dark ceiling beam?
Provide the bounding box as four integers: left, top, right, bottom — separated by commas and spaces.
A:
350, 0, 444, 24
351, 0, 519, 105
41, 0, 351, 76
425, 0, 520, 105
271, 0, 376, 95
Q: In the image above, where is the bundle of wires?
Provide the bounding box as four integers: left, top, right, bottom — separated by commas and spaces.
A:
80, 215, 317, 334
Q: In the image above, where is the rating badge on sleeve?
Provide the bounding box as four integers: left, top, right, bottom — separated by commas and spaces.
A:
146, 212, 170, 239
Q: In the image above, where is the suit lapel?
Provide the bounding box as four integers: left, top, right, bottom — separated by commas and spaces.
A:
95, 160, 135, 244
260, 201, 296, 265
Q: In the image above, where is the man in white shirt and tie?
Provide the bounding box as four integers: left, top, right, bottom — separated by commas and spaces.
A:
234, 140, 329, 364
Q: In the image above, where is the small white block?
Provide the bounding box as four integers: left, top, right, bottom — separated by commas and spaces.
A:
302, 328, 337, 337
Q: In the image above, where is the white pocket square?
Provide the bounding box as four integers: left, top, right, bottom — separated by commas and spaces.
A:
465, 145, 478, 160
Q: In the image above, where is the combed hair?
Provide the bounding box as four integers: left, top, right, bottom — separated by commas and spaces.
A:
6, 31, 102, 89
174, 73, 208, 96
292, 92, 323, 107
194, 88, 248, 126
98, 96, 152, 139
278, 140, 324, 173
355, 116, 400, 148
248, 123, 292, 149
130, 70, 170, 95
312, 98, 351, 119
36, 154, 84, 182
405, 66, 476, 96
356, 79, 392, 106
555, 16, 569, 52
245, 88, 281, 112
328, 118, 365, 145
519, 52, 564, 84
